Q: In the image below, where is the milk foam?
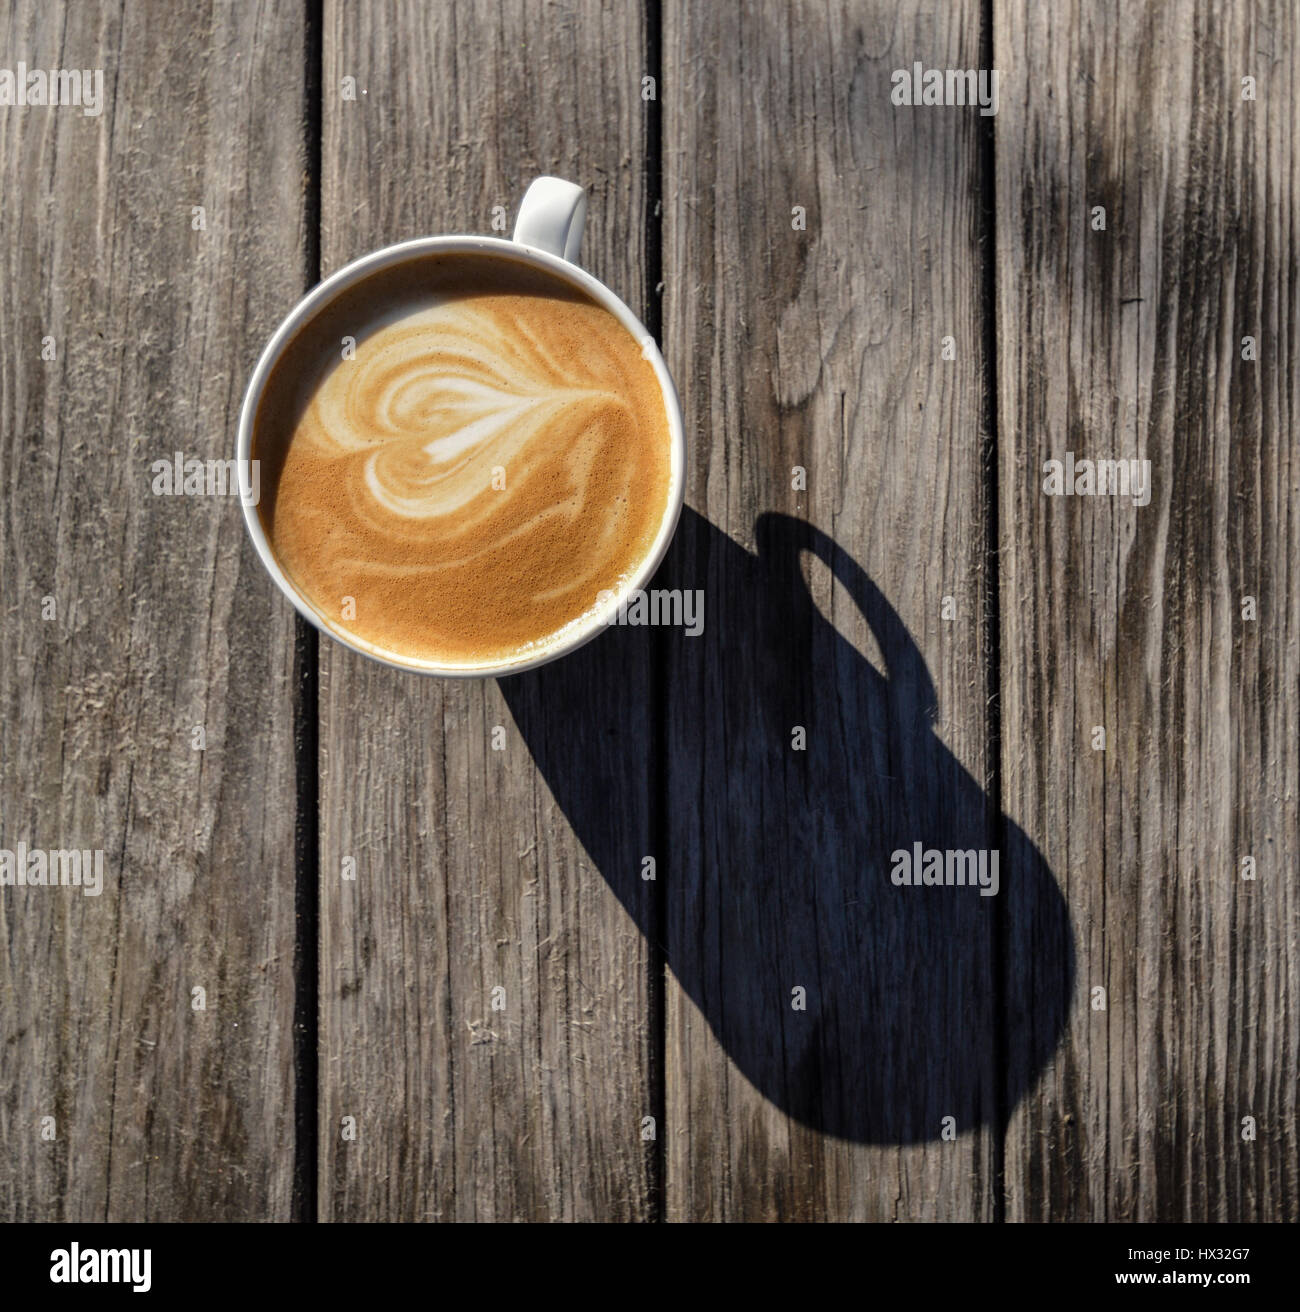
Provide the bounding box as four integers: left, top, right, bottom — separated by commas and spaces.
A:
255, 258, 672, 667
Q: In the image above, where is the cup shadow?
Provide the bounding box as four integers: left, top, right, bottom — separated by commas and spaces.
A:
501, 507, 1075, 1143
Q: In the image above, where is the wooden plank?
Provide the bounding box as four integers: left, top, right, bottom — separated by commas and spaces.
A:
0, 2, 307, 1219
996, 0, 1300, 1220
318, 0, 656, 1221
659, 0, 1042, 1219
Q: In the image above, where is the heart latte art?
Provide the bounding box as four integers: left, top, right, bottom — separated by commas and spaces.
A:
255, 258, 673, 667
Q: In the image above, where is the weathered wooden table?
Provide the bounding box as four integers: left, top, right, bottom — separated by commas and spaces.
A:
1, 1, 1295, 1222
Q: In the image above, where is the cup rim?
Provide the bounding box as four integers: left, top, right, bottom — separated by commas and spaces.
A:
236, 234, 686, 678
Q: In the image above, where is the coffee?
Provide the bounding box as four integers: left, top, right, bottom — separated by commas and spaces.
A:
254, 256, 673, 667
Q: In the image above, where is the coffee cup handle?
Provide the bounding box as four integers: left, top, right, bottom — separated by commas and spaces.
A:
513, 177, 587, 264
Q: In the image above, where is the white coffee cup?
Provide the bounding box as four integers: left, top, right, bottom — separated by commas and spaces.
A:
236, 177, 685, 677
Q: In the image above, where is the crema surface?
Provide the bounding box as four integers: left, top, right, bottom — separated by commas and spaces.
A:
255, 257, 672, 667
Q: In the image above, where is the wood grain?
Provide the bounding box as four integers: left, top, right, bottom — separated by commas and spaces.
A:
656, 0, 1040, 1220
318, 0, 657, 1221
995, 0, 1300, 1221
0, 1, 307, 1219
1, 0, 1294, 1227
